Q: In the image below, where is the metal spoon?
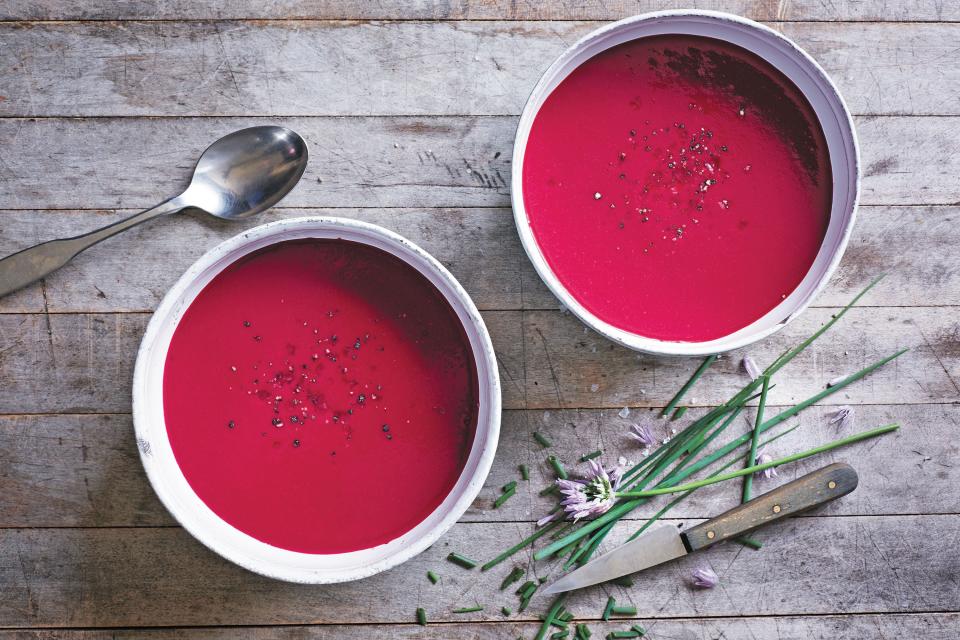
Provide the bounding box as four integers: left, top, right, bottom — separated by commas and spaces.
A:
0, 125, 308, 298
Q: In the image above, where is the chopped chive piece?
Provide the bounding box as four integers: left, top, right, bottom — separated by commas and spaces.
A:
535, 596, 568, 640
502, 606, 512, 616
611, 605, 637, 616
602, 596, 616, 621
671, 405, 688, 421
608, 631, 640, 639
559, 611, 574, 622
494, 486, 517, 508
551, 632, 569, 640
426, 570, 439, 584
737, 536, 763, 550
520, 464, 530, 480
576, 623, 592, 639
453, 606, 484, 613
611, 575, 634, 587
660, 354, 716, 417
580, 449, 603, 462
540, 484, 559, 496
500, 566, 525, 590
502, 480, 518, 493
416, 607, 427, 626
550, 618, 569, 630
539, 576, 548, 583
533, 431, 552, 448
447, 552, 478, 569
631, 625, 646, 637
548, 455, 568, 479
516, 580, 536, 596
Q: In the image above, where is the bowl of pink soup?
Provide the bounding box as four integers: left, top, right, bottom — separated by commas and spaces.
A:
133, 217, 500, 583
513, 11, 859, 355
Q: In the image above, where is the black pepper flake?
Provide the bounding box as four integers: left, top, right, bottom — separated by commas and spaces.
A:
293, 439, 301, 448
228, 420, 235, 429
272, 417, 283, 427
243, 321, 251, 327
382, 424, 390, 432
357, 394, 366, 404
254, 335, 262, 342
386, 433, 393, 440
353, 338, 362, 350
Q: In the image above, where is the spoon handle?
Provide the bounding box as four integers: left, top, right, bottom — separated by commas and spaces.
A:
0, 197, 185, 298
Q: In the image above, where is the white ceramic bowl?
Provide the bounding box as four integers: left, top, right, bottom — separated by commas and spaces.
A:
132, 217, 501, 583
512, 10, 859, 356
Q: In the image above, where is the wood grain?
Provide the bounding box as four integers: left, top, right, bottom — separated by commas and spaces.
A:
2, 404, 954, 528
0, 306, 956, 414
0, 614, 958, 638
1, 205, 957, 314
0, 116, 955, 210
1, 21, 956, 117
1, 0, 956, 22
1, 516, 957, 626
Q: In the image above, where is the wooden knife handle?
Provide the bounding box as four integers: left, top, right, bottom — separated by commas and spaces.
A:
682, 462, 858, 552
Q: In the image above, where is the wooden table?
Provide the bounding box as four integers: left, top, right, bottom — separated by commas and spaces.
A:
1, 2, 958, 638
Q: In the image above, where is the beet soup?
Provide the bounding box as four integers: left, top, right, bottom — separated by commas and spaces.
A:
162, 239, 479, 554
522, 34, 832, 342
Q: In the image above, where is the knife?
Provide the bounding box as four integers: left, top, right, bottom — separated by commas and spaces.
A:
542, 462, 858, 594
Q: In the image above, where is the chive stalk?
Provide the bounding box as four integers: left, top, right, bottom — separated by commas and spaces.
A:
416, 607, 427, 626
500, 566, 525, 590
503, 480, 518, 492
617, 424, 899, 498
427, 570, 439, 584
453, 606, 484, 613
660, 354, 716, 417
494, 486, 517, 508
602, 596, 616, 621
737, 537, 763, 550
534, 596, 568, 640
548, 455, 568, 479
741, 375, 770, 503
671, 406, 688, 421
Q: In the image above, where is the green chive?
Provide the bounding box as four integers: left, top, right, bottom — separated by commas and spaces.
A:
520, 464, 530, 480
551, 632, 569, 640
576, 623, 592, 639
427, 570, 439, 584
559, 611, 574, 622
742, 375, 770, 503
611, 605, 637, 616
631, 625, 646, 637
671, 406, 688, 421
453, 606, 484, 613
500, 566, 525, 590
516, 580, 536, 596
502, 606, 512, 616
611, 575, 634, 587
494, 486, 517, 508
447, 552, 478, 569
481, 520, 560, 571
502, 480, 518, 493
608, 632, 640, 639
533, 431, 552, 448
548, 455, 568, 479
534, 596, 568, 640
580, 449, 603, 462
661, 354, 716, 417
737, 537, 763, 550
602, 596, 616, 621
617, 424, 899, 498
416, 607, 427, 626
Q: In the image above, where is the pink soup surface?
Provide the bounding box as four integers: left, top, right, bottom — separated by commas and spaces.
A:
522, 34, 833, 341
163, 239, 479, 554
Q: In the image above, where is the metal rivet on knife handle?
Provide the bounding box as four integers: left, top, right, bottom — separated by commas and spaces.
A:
773, 504, 782, 513
828, 481, 837, 489
706, 530, 715, 539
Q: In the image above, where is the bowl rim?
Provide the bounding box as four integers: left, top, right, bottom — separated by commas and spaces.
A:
511, 9, 861, 356
131, 216, 501, 583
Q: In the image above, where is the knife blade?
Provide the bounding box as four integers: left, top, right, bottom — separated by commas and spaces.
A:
542, 462, 858, 595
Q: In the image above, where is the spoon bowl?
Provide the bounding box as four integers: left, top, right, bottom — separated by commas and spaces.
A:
0, 125, 309, 298
185, 126, 309, 220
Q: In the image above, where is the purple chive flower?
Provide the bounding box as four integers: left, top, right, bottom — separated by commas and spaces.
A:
829, 405, 854, 429
741, 355, 761, 381
692, 567, 719, 588
629, 422, 656, 447
755, 451, 778, 479
555, 459, 623, 521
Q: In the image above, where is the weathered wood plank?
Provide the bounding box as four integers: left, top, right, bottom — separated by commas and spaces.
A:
0, 307, 955, 414
0, 116, 954, 210
1, 516, 957, 626
1, 0, 956, 22
1, 22, 956, 117
0, 614, 957, 638
1, 403, 954, 528
0, 205, 956, 314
